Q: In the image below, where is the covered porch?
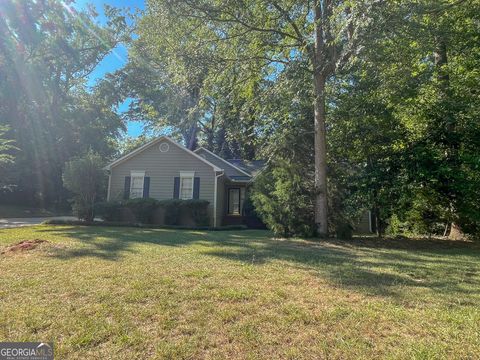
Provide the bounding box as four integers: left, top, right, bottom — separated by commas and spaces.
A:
222, 178, 249, 226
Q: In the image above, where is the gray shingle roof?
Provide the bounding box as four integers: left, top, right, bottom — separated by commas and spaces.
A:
226, 159, 266, 177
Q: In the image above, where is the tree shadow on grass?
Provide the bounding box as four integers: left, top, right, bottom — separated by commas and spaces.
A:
203, 239, 480, 298
37, 226, 212, 260
36, 225, 480, 301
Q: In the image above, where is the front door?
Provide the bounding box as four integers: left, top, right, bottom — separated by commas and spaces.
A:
228, 188, 241, 215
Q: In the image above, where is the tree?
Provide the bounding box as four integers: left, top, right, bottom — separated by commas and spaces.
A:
127, 0, 381, 236
62, 151, 105, 222
0, 0, 127, 207
327, 0, 480, 238
251, 62, 316, 237
105, 6, 263, 158
115, 135, 154, 157
105, 0, 479, 238
0, 125, 17, 189
366, 0, 480, 237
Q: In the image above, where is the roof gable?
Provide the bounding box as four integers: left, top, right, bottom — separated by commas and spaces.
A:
104, 136, 222, 171
194, 147, 252, 177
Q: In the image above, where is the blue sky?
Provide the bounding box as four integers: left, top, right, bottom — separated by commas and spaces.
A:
75, 0, 146, 137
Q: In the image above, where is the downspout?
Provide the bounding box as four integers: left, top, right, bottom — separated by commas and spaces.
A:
213, 170, 224, 228
106, 169, 112, 201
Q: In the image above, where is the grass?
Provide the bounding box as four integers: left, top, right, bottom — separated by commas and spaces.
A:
0, 226, 479, 359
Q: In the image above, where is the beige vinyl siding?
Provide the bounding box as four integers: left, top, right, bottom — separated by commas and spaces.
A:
216, 175, 225, 225
195, 148, 247, 178
354, 211, 372, 233
109, 140, 216, 226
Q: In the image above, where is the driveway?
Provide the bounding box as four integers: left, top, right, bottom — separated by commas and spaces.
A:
0, 216, 77, 229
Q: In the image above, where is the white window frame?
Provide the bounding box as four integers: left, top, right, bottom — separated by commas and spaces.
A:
179, 171, 195, 200
130, 171, 145, 199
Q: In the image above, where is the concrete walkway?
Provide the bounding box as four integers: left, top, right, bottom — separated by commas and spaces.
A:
0, 216, 77, 229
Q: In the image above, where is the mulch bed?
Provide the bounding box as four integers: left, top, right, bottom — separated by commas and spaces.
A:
1, 239, 48, 254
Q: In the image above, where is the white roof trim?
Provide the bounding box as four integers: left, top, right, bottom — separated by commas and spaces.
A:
104, 136, 222, 171
194, 147, 252, 177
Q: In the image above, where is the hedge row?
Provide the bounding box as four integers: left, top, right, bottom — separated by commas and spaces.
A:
95, 198, 210, 226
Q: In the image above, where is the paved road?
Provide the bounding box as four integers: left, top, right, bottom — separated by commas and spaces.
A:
0, 216, 77, 229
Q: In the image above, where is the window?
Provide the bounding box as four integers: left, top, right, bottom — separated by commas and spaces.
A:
159, 142, 170, 152
180, 171, 194, 200
130, 171, 145, 198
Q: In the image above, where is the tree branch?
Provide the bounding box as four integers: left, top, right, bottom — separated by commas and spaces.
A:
269, 1, 305, 44
179, 1, 303, 42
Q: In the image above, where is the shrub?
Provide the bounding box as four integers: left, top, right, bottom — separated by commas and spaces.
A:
242, 196, 266, 229
94, 198, 210, 226
124, 198, 159, 223
335, 222, 353, 240
62, 151, 105, 222
95, 201, 124, 221
251, 161, 316, 238
182, 199, 210, 226
96, 199, 159, 223
159, 199, 183, 225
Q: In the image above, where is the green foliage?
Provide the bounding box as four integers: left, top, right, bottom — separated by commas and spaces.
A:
252, 163, 316, 238
249, 63, 317, 238
182, 199, 210, 227
400, 190, 448, 236
95, 201, 124, 222
4, 0, 480, 239
96, 199, 210, 226
124, 198, 159, 224
62, 151, 105, 222
0, 0, 128, 206
0, 125, 15, 165
325, 0, 480, 237
159, 199, 210, 226
0, 125, 17, 189
160, 199, 183, 226
114, 135, 155, 158
335, 222, 353, 240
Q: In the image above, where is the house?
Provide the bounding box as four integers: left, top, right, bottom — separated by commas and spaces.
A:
104, 136, 264, 227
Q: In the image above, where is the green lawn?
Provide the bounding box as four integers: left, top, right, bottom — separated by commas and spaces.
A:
0, 226, 479, 359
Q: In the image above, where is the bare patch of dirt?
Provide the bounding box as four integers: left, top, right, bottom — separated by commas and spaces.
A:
1, 239, 49, 254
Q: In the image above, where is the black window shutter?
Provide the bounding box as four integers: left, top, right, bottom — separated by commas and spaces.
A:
143, 177, 150, 198
123, 176, 131, 200
193, 177, 200, 199
173, 177, 180, 199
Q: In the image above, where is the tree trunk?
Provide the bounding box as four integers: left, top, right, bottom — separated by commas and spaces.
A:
186, 86, 200, 150
313, 71, 329, 237
435, 33, 460, 237
373, 206, 384, 238
312, 1, 329, 237
187, 123, 198, 150
434, 35, 449, 90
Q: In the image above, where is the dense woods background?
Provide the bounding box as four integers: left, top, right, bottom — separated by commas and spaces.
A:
1, 0, 479, 238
